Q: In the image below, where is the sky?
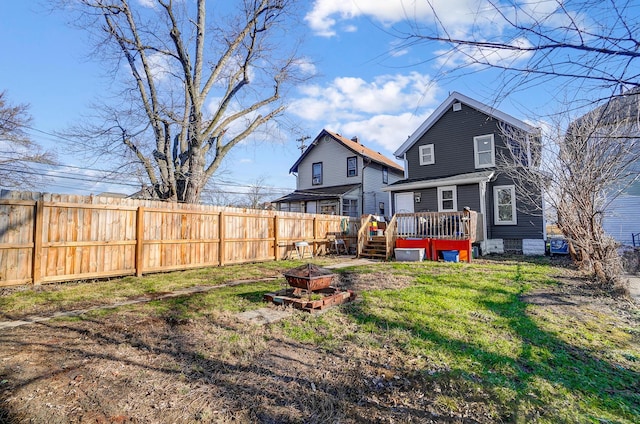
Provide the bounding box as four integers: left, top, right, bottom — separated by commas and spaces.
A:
0, 0, 625, 202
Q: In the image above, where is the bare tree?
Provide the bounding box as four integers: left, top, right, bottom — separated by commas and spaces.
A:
0, 91, 55, 188
61, 0, 308, 203
499, 89, 640, 292
240, 175, 274, 209
401, 0, 639, 101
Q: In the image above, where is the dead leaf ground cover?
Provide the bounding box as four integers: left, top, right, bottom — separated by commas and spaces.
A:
1, 257, 639, 423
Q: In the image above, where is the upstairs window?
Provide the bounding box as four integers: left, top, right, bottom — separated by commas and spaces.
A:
347, 156, 357, 177
312, 162, 323, 185
382, 167, 388, 184
419, 144, 435, 165
494, 185, 517, 225
437, 185, 457, 212
474, 134, 495, 168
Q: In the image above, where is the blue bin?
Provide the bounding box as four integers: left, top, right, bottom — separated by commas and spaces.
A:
442, 250, 459, 262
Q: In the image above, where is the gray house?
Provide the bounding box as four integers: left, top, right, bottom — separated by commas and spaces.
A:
384, 92, 546, 254
273, 129, 404, 217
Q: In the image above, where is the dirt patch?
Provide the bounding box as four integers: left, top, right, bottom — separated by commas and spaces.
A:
1, 266, 638, 423
337, 270, 414, 292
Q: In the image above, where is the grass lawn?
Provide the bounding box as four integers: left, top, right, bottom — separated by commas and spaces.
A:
1, 257, 638, 423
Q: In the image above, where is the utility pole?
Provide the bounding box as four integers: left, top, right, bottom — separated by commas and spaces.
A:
296, 136, 310, 154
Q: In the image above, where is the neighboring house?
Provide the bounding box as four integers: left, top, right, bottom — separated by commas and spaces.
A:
272, 129, 404, 218
384, 92, 546, 255
573, 87, 640, 246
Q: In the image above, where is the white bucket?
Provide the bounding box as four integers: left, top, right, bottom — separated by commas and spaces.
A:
376, 229, 384, 236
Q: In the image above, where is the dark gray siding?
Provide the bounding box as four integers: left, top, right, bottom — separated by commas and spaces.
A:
404, 104, 507, 179
414, 188, 438, 212
457, 184, 481, 211
487, 173, 544, 239
401, 184, 481, 214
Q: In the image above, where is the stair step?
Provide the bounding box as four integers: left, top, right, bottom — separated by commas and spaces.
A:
359, 253, 388, 259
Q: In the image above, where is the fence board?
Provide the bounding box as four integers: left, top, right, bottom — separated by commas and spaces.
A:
0, 190, 359, 286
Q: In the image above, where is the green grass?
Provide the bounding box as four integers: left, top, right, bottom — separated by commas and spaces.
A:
1, 257, 638, 422
285, 261, 640, 423
0, 259, 331, 317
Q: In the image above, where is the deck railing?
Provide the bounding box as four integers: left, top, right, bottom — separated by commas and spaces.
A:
394, 211, 479, 242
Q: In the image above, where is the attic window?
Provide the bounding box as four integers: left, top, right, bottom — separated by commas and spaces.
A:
453, 102, 462, 112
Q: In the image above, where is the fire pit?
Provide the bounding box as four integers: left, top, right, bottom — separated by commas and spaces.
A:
264, 263, 356, 312
283, 263, 335, 291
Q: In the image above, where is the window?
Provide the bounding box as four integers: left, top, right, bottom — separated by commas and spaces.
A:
494, 185, 517, 225
342, 198, 358, 217
382, 167, 388, 184
312, 162, 323, 185
474, 134, 495, 168
347, 156, 357, 177
437, 185, 457, 212
320, 200, 336, 215
419, 144, 435, 165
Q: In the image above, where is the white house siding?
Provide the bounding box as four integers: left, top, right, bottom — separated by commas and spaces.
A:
363, 164, 403, 218
297, 135, 361, 189
602, 194, 640, 246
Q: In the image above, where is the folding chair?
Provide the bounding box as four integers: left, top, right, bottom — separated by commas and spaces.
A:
294, 241, 313, 259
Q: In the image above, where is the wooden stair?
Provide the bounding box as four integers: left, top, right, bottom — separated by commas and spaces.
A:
359, 236, 388, 260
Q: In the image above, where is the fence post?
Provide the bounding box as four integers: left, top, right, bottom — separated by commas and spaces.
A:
219, 211, 225, 266
313, 216, 318, 254
32, 200, 43, 285
135, 207, 145, 277
273, 215, 280, 261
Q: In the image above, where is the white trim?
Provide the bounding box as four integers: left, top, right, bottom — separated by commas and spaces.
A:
437, 185, 457, 212
479, 180, 488, 248
419, 144, 435, 165
494, 185, 517, 225
382, 171, 494, 192
394, 91, 538, 158
474, 134, 495, 168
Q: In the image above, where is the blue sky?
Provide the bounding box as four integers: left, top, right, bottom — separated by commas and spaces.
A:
0, 0, 613, 200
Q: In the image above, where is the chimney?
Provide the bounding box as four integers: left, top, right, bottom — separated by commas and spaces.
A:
351, 136, 359, 144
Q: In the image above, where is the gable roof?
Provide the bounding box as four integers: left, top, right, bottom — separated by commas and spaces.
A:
289, 129, 403, 174
393, 91, 539, 158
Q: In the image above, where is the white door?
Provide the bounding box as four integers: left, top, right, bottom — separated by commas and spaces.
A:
306, 201, 317, 214
395, 192, 415, 235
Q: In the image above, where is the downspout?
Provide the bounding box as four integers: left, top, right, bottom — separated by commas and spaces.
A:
361, 157, 372, 216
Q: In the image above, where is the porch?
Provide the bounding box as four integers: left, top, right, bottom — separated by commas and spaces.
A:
357, 210, 481, 262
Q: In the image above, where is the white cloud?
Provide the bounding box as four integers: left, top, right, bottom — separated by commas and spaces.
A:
295, 58, 317, 75
136, 0, 157, 8
290, 71, 437, 122
435, 37, 534, 68
290, 71, 439, 154
337, 112, 432, 152
305, 0, 485, 38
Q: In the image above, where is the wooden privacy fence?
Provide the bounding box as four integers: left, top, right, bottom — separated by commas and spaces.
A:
0, 191, 358, 287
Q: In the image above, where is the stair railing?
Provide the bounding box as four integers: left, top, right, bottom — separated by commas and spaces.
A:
357, 214, 373, 258
384, 215, 398, 260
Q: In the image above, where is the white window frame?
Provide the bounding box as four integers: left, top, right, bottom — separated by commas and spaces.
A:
342, 198, 358, 217
419, 144, 435, 165
474, 134, 495, 168
494, 185, 517, 225
437, 185, 457, 212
